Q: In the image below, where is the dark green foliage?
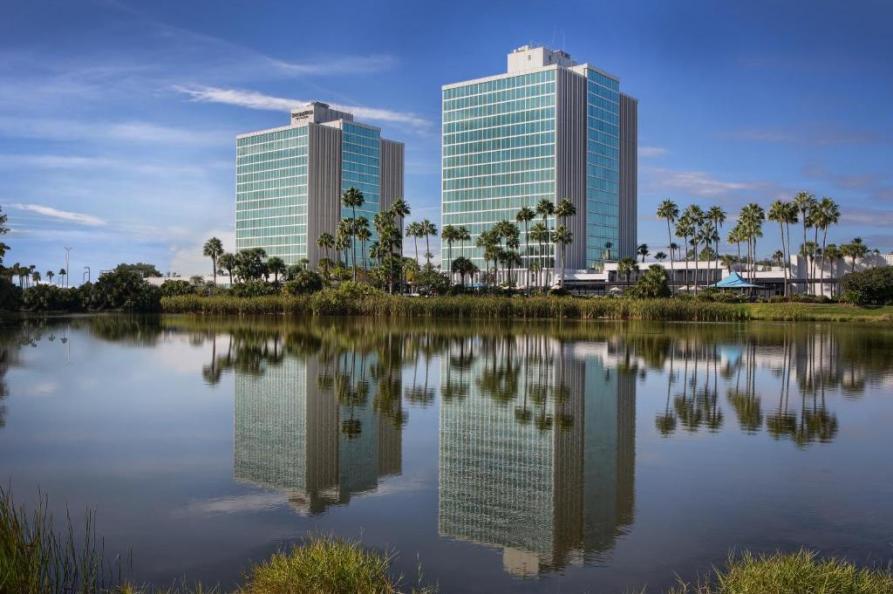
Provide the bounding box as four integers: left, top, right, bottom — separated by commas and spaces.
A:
414, 266, 450, 295
113, 262, 162, 278
231, 280, 279, 298
22, 285, 81, 311
0, 277, 22, 311
283, 270, 324, 295
628, 265, 671, 299
159, 280, 196, 297
841, 267, 893, 305
78, 265, 161, 311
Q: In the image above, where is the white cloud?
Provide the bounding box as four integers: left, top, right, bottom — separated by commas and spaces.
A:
268, 54, 397, 76
0, 116, 228, 146
168, 229, 236, 276
9, 203, 106, 227
638, 146, 667, 157
645, 168, 759, 198
174, 85, 430, 130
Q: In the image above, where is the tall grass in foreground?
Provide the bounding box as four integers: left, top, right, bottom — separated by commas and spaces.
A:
669, 550, 893, 594
0, 487, 116, 593
239, 537, 434, 594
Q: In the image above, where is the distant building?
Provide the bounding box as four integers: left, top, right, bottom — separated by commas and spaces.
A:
441, 45, 637, 273
235, 102, 404, 266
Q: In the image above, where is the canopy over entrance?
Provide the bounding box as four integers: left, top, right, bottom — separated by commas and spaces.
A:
712, 272, 764, 289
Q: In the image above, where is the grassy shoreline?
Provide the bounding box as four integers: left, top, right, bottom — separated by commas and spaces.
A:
159, 293, 893, 322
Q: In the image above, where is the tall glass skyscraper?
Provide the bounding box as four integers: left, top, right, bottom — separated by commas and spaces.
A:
442, 46, 637, 273
236, 102, 404, 266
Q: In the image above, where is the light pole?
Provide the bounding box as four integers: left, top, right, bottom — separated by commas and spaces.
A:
64, 247, 72, 288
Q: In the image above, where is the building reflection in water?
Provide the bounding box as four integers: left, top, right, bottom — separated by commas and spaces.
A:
233, 345, 402, 515
438, 335, 635, 575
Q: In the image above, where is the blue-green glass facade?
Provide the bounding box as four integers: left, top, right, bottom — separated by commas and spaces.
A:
442, 70, 557, 268
341, 122, 381, 267
584, 69, 620, 265
236, 127, 309, 263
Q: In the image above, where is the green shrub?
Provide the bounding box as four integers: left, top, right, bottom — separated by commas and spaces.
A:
628, 265, 671, 299
231, 280, 279, 298
0, 277, 21, 311
669, 549, 893, 594
78, 266, 161, 312
22, 285, 81, 311
283, 270, 324, 295
841, 267, 893, 306
159, 280, 196, 297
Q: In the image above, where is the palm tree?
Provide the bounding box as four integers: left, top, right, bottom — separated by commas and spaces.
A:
551, 225, 573, 287
46, 270, 54, 285
336, 221, 352, 268
535, 199, 555, 283
356, 220, 371, 270
516, 206, 536, 284
266, 256, 286, 283
58, 268, 66, 287
31, 270, 40, 285
768, 200, 795, 297
707, 206, 727, 284
218, 252, 236, 284
317, 232, 335, 274
451, 257, 477, 288
406, 221, 422, 266
844, 237, 868, 273
618, 256, 639, 285
793, 192, 817, 293
683, 205, 704, 292
419, 219, 437, 268
675, 214, 693, 290
441, 225, 459, 282
341, 187, 365, 280
739, 203, 765, 282
814, 197, 840, 297
555, 198, 576, 277
823, 243, 842, 295
604, 241, 613, 262
655, 251, 667, 263
203, 237, 224, 285
529, 222, 549, 289
637, 243, 649, 263
657, 199, 680, 286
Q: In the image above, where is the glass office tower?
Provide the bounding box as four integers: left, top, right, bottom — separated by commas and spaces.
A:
236, 102, 404, 266
442, 46, 637, 273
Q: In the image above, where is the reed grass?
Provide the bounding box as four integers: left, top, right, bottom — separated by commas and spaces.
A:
669, 550, 893, 594
160, 293, 750, 321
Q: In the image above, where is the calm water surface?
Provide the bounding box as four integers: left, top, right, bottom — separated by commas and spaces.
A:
1, 316, 892, 592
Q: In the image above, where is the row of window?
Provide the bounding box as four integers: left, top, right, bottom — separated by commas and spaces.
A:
443, 157, 554, 181
237, 127, 307, 147
443, 107, 556, 135
443, 144, 554, 169
443, 197, 557, 218
236, 216, 307, 230
237, 181, 307, 195
236, 205, 307, 220
443, 168, 554, 191
443, 131, 555, 157
236, 227, 307, 243
444, 119, 555, 146
443, 70, 555, 100
443, 94, 555, 124
237, 148, 307, 167
236, 197, 304, 211
443, 180, 555, 200
237, 137, 308, 157
443, 82, 556, 112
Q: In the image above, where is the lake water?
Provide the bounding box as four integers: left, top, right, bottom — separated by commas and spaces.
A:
1, 316, 892, 593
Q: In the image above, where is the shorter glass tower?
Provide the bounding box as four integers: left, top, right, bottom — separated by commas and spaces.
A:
236, 102, 404, 266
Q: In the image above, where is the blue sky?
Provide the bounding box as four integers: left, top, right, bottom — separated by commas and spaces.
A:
2, 0, 891, 276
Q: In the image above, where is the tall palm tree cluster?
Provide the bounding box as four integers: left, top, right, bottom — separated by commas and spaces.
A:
657, 193, 871, 296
